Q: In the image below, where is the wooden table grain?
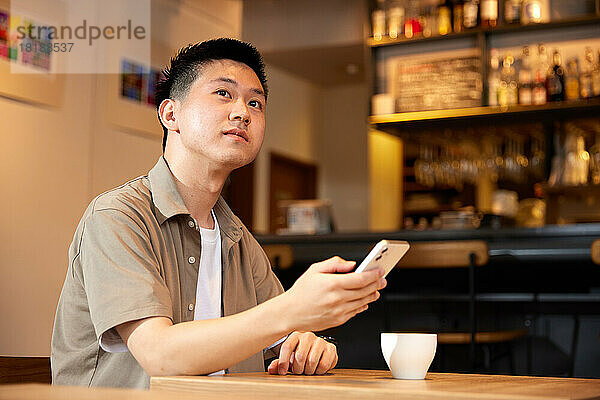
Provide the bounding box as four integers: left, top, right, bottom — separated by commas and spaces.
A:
150, 369, 600, 400
0, 383, 200, 400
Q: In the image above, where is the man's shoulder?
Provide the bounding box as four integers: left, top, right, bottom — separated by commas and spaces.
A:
73, 175, 157, 236
89, 175, 152, 216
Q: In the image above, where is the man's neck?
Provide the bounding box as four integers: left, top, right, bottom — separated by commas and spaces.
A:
164, 153, 231, 229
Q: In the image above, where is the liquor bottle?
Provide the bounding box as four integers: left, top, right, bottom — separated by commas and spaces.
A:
521, 0, 548, 24
564, 57, 580, 101
422, 6, 436, 37
589, 133, 600, 185
454, 0, 465, 32
591, 49, 600, 97
580, 48, 594, 99
563, 128, 588, 186
532, 44, 547, 105
546, 49, 565, 102
518, 46, 533, 105
463, 0, 479, 28
418, 6, 429, 37
372, 0, 386, 40
576, 135, 589, 185
488, 49, 501, 106
504, 0, 521, 24
499, 53, 518, 106
388, 0, 405, 39
530, 134, 546, 181
404, 0, 422, 38
480, 0, 498, 28
563, 131, 577, 186
438, 0, 453, 35
505, 53, 519, 105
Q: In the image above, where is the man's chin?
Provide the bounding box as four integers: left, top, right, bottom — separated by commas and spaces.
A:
222, 155, 257, 170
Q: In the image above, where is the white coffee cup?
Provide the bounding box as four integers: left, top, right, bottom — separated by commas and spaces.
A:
381, 333, 437, 379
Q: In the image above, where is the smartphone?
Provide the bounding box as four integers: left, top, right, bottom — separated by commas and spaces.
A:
354, 240, 410, 277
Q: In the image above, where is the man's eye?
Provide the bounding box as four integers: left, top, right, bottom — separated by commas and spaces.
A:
216, 89, 231, 98
249, 100, 262, 109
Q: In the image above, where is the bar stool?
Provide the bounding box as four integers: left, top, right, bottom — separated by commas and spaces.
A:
385, 240, 527, 372
262, 244, 294, 270
0, 356, 51, 384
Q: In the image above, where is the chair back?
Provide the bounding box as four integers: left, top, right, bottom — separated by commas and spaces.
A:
591, 239, 600, 265
263, 244, 294, 270
0, 356, 51, 384
396, 240, 489, 269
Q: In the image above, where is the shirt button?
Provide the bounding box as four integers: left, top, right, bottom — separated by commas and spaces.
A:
188, 256, 196, 264
188, 220, 195, 228
188, 303, 194, 311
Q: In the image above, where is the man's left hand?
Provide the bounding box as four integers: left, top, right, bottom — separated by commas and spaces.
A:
268, 331, 337, 375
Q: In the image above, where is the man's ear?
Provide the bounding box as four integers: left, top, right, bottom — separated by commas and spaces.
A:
158, 99, 179, 133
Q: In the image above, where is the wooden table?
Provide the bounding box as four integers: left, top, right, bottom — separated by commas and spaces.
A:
151, 369, 600, 400
0, 370, 597, 400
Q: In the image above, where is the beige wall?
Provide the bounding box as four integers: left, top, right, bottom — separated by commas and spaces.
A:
0, 74, 94, 356
253, 65, 320, 233
317, 83, 369, 232
0, 0, 242, 356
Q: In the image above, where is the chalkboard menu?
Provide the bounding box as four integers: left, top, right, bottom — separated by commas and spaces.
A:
387, 49, 482, 113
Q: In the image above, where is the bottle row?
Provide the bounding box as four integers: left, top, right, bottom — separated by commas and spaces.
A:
488, 45, 600, 107
372, 0, 559, 41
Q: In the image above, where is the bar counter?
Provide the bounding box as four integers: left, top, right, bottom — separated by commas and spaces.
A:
256, 224, 600, 294
256, 223, 600, 265
257, 223, 600, 296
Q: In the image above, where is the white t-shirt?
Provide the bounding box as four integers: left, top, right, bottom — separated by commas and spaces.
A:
194, 210, 222, 322
194, 210, 224, 375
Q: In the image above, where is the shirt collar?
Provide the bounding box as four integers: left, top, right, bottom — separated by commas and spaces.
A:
147, 156, 242, 242
147, 156, 188, 224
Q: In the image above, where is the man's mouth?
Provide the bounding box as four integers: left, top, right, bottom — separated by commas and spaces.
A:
223, 129, 249, 142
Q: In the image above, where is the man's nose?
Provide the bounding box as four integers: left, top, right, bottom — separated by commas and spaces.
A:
230, 99, 250, 125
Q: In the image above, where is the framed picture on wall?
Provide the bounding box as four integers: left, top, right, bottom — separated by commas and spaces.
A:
0, 4, 64, 107
103, 40, 170, 138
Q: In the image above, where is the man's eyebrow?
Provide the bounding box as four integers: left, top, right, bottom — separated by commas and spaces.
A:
209, 77, 265, 97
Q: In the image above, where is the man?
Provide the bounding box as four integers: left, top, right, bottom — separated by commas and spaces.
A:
51, 38, 386, 389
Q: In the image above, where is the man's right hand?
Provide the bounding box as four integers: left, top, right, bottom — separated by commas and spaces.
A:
282, 256, 387, 333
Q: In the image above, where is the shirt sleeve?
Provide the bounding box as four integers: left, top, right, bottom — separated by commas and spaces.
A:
247, 229, 285, 306
78, 208, 173, 351
244, 228, 286, 360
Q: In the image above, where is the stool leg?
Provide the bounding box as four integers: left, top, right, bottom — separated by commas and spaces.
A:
569, 315, 580, 377
509, 342, 515, 374
383, 293, 390, 332
527, 333, 533, 375
469, 253, 476, 370
482, 344, 491, 371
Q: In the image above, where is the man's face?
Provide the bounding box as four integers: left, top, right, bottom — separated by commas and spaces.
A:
174, 59, 266, 169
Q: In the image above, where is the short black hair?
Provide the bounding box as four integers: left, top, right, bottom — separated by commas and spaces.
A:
155, 38, 268, 151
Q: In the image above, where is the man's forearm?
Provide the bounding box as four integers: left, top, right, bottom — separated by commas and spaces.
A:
122, 292, 294, 376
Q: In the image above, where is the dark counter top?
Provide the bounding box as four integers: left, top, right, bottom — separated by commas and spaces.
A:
257, 223, 600, 243
255, 224, 600, 264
